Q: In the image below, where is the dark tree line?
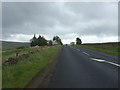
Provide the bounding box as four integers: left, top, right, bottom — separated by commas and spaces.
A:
30, 34, 47, 47
30, 34, 63, 47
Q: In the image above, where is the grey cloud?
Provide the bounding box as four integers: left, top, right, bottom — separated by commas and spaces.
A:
2, 2, 58, 28
2, 2, 118, 43
65, 2, 117, 20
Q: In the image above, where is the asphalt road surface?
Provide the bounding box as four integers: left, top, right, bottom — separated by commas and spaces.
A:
49, 45, 119, 88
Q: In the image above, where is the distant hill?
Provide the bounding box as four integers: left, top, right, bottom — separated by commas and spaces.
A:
1, 41, 30, 50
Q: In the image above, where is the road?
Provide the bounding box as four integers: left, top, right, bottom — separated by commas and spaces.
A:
49, 45, 119, 88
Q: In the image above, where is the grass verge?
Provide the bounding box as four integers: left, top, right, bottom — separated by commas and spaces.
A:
2, 45, 61, 88
74, 44, 119, 56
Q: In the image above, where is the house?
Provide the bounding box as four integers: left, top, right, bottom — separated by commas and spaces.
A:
47, 40, 51, 45
70, 42, 75, 45
52, 40, 58, 45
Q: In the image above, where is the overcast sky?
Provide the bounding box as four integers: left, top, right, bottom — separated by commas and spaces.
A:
2, 2, 118, 44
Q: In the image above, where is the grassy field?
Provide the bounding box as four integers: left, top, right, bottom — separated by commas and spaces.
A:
1, 41, 30, 50
75, 42, 119, 56
2, 45, 61, 88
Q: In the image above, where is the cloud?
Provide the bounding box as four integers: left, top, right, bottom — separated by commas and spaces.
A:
81, 35, 118, 43
4, 34, 33, 42
2, 2, 118, 44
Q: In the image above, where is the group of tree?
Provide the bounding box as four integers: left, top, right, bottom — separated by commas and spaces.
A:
53, 36, 63, 45
30, 34, 81, 46
30, 34, 47, 47
30, 34, 63, 47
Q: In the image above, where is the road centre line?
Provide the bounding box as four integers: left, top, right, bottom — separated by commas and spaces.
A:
82, 52, 90, 56
90, 58, 120, 67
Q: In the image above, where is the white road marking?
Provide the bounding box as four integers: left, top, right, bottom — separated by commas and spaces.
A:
83, 52, 89, 56
77, 49, 80, 51
91, 58, 120, 67
90, 58, 105, 62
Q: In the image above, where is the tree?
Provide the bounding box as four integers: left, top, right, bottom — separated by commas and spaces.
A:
30, 41, 34, 47
37, 35, 42, 46
30, 34, 37, 47
41, 36, 47, 46
53, 36, 56, 41
76, 37, 82, 45
53, 36, 63, 45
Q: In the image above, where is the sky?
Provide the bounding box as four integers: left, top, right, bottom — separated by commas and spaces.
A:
2, 2, 118, 44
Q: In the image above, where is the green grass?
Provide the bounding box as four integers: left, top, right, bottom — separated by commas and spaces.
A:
74, 44, 119, 56
1, 41, 30, 50
2, 46, 45, 63
2, 45, 61, 88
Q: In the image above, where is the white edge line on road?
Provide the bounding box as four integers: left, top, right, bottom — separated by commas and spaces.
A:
104, 61, 120, 67
77, 49, 80, 51
83, 52, 89, 56
90, 58, 120, 67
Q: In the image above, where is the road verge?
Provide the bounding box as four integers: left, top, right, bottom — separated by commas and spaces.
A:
25, 46, 63, 88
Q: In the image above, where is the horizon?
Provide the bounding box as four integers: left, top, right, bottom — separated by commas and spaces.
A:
1, 40, 119, 45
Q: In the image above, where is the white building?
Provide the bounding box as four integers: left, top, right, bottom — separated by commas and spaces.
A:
70, 42, 75, 45
52, 40, 58, 45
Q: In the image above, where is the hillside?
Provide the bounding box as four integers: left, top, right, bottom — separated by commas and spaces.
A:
1, 41, 30, 50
